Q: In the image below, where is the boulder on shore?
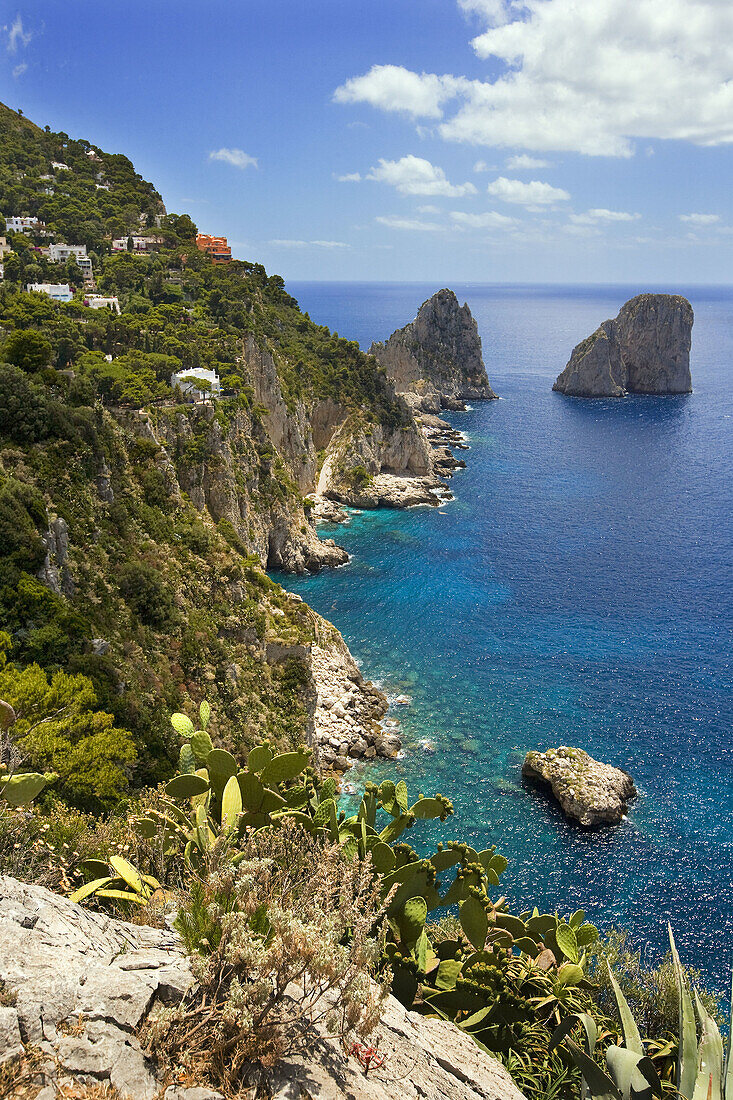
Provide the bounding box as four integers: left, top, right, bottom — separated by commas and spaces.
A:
553, 294, 693, 397
369, 288, 498, 410
522, 746, 636, 827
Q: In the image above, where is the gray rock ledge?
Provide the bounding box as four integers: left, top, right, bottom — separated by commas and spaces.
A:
0, 875, 526, 1100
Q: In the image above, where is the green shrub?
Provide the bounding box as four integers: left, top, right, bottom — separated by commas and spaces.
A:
0, 661, 136, 810
118, 561, 176, 628
2, 329, 53, 373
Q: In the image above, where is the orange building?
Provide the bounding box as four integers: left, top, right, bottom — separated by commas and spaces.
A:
196, 233, 232, 264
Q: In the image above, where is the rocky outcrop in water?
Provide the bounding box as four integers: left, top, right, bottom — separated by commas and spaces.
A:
522, 746, 637, 827
369, 289, 498, 411
553, 294, 693, 398
0, 875, 526, 1100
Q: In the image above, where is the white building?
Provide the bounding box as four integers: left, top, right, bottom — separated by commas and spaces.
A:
5, 216, 43, 234
111, 235, 164, 253
47, 243, 93, 285
27, 283, 73, 303
85, 295, 120, 314
171, 368, 221, 399
51, 161, 71, 171
48, 243, 87, 263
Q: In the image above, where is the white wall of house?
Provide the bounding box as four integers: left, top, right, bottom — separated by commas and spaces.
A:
48, 243, 88, 263
86, 296, 120, 314
171, 368, 222, 398
27, 283, 73, 303
5, 216, 42, 233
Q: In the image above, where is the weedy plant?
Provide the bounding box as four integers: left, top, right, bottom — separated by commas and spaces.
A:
141, 819, 390, 1091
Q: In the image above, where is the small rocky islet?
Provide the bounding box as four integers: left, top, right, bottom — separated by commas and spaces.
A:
552, 293, 694, 398
522, 746, 637, 827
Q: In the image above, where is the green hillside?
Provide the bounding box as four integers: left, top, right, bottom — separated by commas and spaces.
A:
0, 101, 406, 811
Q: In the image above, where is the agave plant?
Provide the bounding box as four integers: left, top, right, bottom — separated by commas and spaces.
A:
69, 855, 164, 907
552, 926, 733, 1100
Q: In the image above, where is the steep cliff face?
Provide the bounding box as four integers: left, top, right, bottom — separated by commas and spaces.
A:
369, 289, 498, 410
316, 411, 445, 508
615, 294, 694, 394
553, 294, 693, 397
143, 403, 346, 574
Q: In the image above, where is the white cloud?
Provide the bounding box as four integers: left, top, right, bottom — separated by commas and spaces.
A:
418, 204, 440, 213
367, 155, 477, 197
336, 172, 362, 182
269, 239, 348, 248
12, 62, 26, 77
563, 223, 603, 237
487, 176, 569, 205
335, 1, 733, 157
450, 210, 516, 229
679, 212, 720, 225
375, 215, 443, 231
506, 154, 549, 170
334, 64, 466, 119
6, 15, 31, 53
473, 159, 494, 172
570, 208, 641, 224
209, 148, 258, 170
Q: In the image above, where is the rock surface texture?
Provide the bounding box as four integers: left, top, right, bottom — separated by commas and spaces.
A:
522, 746, 637, 827
0, 876, 526, 1100
0, 874, 192, 1099
553, 294, 693, 398
369, 289, 498, 410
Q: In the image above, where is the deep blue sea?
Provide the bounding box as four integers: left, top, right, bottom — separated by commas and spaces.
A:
278, 283, 733, 990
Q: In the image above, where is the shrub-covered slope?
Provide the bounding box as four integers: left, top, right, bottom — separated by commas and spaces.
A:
0, 101, 419, 807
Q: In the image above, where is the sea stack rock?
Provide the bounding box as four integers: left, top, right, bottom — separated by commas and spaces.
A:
522, 746, 636, 827
369, 288, 498, 411
553, 294, 693, 397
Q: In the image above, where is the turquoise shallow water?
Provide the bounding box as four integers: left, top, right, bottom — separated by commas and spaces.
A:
275, 284, 733, 989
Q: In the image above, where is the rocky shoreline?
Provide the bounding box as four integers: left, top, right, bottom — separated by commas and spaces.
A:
305, 413, 473, 771
307, 614, 403, 773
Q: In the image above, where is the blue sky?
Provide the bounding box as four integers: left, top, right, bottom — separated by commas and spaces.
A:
2, 0, 732, 283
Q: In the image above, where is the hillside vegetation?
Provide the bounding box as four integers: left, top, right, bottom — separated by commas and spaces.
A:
0, 101, 406, 808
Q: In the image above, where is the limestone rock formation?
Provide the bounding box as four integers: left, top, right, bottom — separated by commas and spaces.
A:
0, 875, 526, 1100
316, 411, 448, 509
553, 294, 693, 397
522, 746, 637, 827
370, 289, 498, 410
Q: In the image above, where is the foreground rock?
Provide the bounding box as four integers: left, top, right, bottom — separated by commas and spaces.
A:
0, 874, 192, 1099
0, 876, 526, 1100
370, 288, 498, 411
553, 294, 693, 397
270, 985, 527, 1100
522, 746, 637, 826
